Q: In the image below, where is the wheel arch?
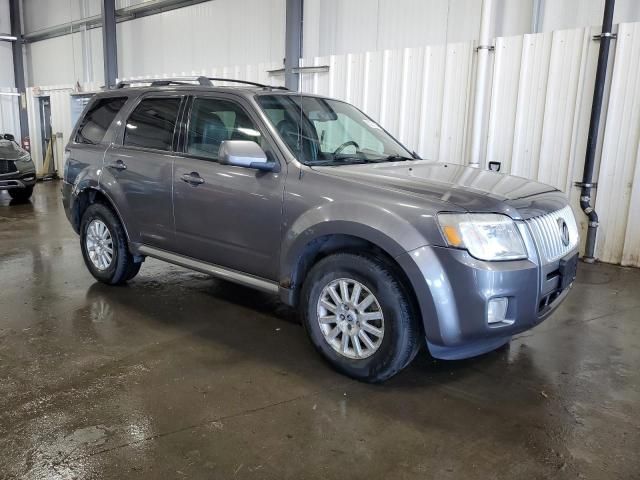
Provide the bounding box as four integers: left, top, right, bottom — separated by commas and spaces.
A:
281, 228, 423, 328
72, 185, 130, 243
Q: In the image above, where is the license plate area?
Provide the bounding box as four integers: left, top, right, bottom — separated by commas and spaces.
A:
558, 253, 578, 290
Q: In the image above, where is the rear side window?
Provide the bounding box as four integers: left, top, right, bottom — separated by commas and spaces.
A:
123, 97, 182, 151
75, 96, 127, 145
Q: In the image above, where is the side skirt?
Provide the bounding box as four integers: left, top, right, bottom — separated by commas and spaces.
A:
138, 245, 279, 294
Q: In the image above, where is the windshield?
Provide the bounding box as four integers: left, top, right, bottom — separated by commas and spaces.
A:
256, 95, 415, 166
0, 139, 28, 161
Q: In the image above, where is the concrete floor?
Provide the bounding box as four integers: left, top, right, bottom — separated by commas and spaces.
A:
0, 181, 638, 479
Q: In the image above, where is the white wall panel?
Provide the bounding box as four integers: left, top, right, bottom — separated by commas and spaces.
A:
23, 0, 101, 34
509, 32, 553, 180
302, 0, 640, 59
542, 0, 640, 33
438, 42, 474, 163
0, 0, 14, 88
0, 89, 20, 138
595, 22, 640, 266
117, 0, 285, 79
416, 45, 447, 161
24, 1, 283, 86
26, 29, 103, 86
537, 28, 585, 191
485, 35, 523, 173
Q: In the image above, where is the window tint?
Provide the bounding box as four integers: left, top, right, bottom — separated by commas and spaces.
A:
186, 98, 263, 160
75, 97, 127, 145
123, 97, 182, 151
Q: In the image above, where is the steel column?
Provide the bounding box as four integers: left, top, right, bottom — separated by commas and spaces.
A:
102, 0, 119, 88
9, 0, 29, 142
285, 0, 303, 91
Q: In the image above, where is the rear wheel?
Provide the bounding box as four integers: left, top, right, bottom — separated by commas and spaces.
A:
80, 203, 141, 285
301, 252, 421, 383
8, 186, 34, 202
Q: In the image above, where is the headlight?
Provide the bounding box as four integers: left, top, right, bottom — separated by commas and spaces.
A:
437, 213, 527, 261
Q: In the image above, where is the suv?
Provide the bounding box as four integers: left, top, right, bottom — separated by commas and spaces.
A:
63, 77, 579, 382
0, 134, 36, 202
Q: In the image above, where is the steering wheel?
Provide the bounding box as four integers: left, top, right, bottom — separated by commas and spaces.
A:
333, 140, 360, 156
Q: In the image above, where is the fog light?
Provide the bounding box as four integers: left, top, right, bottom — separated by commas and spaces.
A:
23, 176, 34, 181
488, 297, 509, 325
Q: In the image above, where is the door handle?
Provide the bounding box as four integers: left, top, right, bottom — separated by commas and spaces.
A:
181, 172, 205, 185
107, 159, 127, 171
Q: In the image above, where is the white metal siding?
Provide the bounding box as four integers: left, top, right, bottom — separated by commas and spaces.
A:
0, 89, 20, 139
594, 22, 640, 266
24, 0, 284, 87
116, 0, 285, 79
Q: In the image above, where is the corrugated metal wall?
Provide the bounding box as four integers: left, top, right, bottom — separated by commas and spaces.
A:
300, 22, 640, 266
24, 0, 285, 87
0, 90, 21, 138
594, 22, 640, 266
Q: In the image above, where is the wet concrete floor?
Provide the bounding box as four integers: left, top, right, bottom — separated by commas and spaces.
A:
0, 181, 638, 479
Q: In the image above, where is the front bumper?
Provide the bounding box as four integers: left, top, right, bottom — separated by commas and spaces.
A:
397, 244, 577, 360
0, 173, 37, 190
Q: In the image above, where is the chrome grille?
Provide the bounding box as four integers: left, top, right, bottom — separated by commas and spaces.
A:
0, 160, 17, 175
525, 205, 579, 264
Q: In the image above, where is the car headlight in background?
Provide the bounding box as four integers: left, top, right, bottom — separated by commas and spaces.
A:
437, 213, 527, 261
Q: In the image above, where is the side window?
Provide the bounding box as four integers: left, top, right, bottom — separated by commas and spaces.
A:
186, 98, 263, 160
123, 97, 182, 151
75, 97, 127, 145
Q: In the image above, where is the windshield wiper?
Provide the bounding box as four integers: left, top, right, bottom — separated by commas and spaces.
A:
311, 154, 417, 167
383, 154, 415, 162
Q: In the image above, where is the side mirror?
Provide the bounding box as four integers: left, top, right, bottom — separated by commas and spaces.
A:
218, 140, 277, 172
3, 133, 15, 142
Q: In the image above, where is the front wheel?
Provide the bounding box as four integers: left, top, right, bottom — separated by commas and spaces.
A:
80, 203, 141, 285
301, 253, 421, 383
8, 186, 34, 202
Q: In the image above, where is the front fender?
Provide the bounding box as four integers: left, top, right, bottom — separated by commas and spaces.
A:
280, 200, 428, 285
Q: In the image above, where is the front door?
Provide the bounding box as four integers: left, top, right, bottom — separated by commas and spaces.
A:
102, 94, 184, 250
172, 95, 286, 280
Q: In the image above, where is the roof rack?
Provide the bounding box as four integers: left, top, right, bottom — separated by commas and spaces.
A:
115, 76, 288, 90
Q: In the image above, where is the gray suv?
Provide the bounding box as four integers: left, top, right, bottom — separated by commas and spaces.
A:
0, 134, 36, 202
63, 77, 579, 382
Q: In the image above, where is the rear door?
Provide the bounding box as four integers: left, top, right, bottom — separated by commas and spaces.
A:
172, 93, 286, 280
102, 93, 185, 250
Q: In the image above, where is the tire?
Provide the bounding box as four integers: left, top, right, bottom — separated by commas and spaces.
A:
8, 186, 34, 202
301, 252, 421, 383
80, 202, 141, 285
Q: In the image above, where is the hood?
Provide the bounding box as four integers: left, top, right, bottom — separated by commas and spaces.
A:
0, 140, 30, 161
312, 161, 568, 219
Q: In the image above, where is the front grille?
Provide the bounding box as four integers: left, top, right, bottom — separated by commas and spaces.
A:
0, 160, 18, 175
525, 205, 579, 265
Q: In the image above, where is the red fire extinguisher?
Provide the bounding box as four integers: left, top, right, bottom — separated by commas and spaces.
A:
22, 136, 30, 152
